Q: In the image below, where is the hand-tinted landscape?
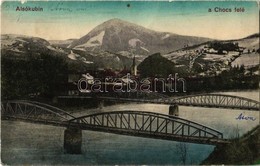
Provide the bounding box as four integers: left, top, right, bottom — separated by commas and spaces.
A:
1, 1, 259, 165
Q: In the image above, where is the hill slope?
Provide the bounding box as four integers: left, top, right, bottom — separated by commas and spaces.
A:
163, 34, 259, 76
202, 125, 260, 165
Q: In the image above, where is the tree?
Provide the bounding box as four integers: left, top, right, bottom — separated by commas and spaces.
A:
34, 53, 68, 97
1, 52, 68, 99
137, 53, 176, 78
208, 42, 239, 54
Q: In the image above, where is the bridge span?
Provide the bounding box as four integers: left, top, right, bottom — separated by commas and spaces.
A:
1, 100, 75, 125
69, 111, 227, 145
1, 100, 231, 154
58, 93, 260, 111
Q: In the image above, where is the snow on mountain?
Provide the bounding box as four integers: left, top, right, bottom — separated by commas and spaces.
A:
68, 50, 79, 60
1, 34, 28, 46
161, 34, 170, 40
49, 39, 77, 48
230, 34, 259, 68
163, 33, 259, 76
140, 46, 150, 52
1, 34, 131, 71
83, 60, 94, 64
237, 37, 259, 51
67, 50, 94, 64
128, 38, 144, 48
1, 34, 49, 47
232, 52, 259, 68
75, 31, 105, 48
1, 34, 53, 56
3, 24, 257, 76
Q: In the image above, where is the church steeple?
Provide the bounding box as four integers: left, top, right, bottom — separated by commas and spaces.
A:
132, 55, 136, 67
131, 55, 137, 76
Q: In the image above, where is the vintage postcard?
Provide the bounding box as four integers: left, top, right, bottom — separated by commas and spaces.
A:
1, 0, 259, 165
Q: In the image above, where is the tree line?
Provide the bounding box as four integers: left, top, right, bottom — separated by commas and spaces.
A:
1, 53, 68, 100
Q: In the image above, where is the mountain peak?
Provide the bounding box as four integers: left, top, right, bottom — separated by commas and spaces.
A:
98, 18, 138, 29
69, 18, 212, 54
104, 18, 125, 23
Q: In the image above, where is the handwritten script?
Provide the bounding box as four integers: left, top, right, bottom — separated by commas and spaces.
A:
236, 113, 256, 121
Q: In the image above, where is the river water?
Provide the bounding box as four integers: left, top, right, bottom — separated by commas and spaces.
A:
1, 91, 259, 165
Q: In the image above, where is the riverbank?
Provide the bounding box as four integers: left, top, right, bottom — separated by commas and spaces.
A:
201, 125, 260, 165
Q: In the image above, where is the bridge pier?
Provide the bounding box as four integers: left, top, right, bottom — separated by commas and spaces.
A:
64, 128, 82, 154
169, 105, 179, 116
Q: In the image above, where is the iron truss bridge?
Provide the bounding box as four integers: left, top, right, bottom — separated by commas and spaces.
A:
1, 100, 230, 145
59, 93, 260, 111
69, 111, 229, 145
1, 100, 75, 126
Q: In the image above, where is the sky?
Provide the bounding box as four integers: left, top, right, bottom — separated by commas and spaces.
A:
1, 1, 259, 40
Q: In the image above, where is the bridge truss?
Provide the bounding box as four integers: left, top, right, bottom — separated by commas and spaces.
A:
1, 100, 232, 145
69, 111, 228, 145
161, 94, 260, 110
1, 100, 75, 125
88, 93, 259, 111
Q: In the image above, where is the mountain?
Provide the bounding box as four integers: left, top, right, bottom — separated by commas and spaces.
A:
2, 29, 258, 77
68, 18, 212, 55
1, 34, 132, 71
1, 34, 52, 56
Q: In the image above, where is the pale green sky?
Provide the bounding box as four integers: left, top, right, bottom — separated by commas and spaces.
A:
1, 1, 259, 40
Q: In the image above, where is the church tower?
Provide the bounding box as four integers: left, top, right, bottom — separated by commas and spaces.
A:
131, 55, 137, 76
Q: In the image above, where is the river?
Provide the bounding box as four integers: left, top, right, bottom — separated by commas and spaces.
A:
1, 90, 259, 165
